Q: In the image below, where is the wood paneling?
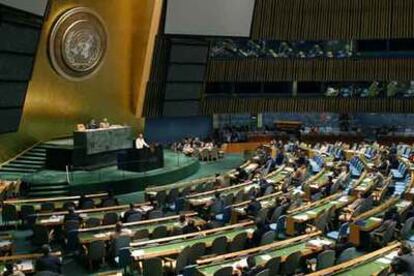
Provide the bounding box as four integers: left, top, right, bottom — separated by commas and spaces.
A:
202, 97, 414, 114
251, 0, 413, 40
206, 58, 414, 82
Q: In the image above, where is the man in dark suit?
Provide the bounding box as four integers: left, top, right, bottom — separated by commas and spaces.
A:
63, 207, 80, 223
242, 256, 263, 276
35, 245, 62, 274
391, 242, 414, 276
245, 197, 262, 217
251, 219, 270, 247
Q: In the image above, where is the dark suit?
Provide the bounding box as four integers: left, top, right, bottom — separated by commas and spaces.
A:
243, 266, 263, 276
251, 224, 270, 247
64, 213, 80, 223
245, 201, 262, 217
35, 255, 62, 273
392, 253, 414, 276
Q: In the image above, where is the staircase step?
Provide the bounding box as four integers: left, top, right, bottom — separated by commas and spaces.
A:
0, 167, 36, 173
28, 191, 70, 198
16, 156, 46, 162
9, 160, 45, 165
29, 148, 46, 152
30, 183, 68, 189
24, 152, 46, 157
2, 163, 43, 169
30, 186, 69, 192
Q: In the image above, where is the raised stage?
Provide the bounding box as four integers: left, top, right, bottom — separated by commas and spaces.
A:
22, 147, 200, 196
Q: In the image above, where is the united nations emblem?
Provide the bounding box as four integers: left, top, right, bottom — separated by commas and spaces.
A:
49, 7, 107, 81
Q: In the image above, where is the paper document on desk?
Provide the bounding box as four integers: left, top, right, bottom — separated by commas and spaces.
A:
18, 260, 33, 271
294, 214, 309, 221
231, 258, 248, 269
338, 196, 349, 203
131, 249, 145, 257
139, 205, 153, 212
307, 238, 332, 248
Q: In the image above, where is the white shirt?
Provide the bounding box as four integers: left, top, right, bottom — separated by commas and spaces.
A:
135, 137, 149, 149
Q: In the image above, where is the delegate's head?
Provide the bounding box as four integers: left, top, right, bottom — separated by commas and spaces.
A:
115, 222, 123, 233
139, 133, 144, 138
41, 244, 51, 256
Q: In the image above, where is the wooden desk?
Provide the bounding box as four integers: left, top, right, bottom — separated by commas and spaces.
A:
307, 242, 400, 276
349, 199, 411, 246
286, 194, 355, 236
4, 192, 108, 211
0, 252, 61, 274
77, 213, 203, 244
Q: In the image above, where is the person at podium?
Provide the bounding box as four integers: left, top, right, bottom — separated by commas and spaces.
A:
135, 133, 149, 149
86, 119, 98, 130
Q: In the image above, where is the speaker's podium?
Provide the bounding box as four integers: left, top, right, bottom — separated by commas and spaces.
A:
46, 126, 133, 170
117, 145, 164, 172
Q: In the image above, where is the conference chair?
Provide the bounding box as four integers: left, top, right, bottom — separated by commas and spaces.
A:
79, 199, 95, 209
102, 212, 119, 225
152, 225, 168, 239
188, 242, 206, 264
85, 217, 101, 228
155, 190, 167, 206
170, 226, 183, 236
40, 202, 55, 212
142, 258, 163, 276
167, 188, 179, 204
336, 247, 357, 264
210, 148, 219, 161
213, 266, 233, 276
62, 201, 76, 210
148, 210, 163, 219
400, 217, 414, 241
260, 230, 276, 245
211, 236, 228, 255
228, 232, 247, 252
265, 256, 281, 275
165, 246, 191, 274
31, 224, 51, 246
132, 230, 148, 241
281, 251, 302, 275
126, 213, 142, 223
20, 205, 35, 225
270, 206, 284, 225
2, 204, 18, 227
327, 222, 349, 241
102, 198, 117, 207
315, 249, 336, 270
85, 240, 106, 270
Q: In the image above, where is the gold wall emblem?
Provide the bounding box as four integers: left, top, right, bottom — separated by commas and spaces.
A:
49, 7, 107, 81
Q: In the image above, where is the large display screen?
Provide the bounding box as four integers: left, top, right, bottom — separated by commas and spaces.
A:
165, 0, 256, 37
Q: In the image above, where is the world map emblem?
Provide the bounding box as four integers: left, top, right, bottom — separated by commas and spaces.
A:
49, 7, 107, 81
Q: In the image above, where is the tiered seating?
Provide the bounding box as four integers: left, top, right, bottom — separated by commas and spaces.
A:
398, 144, 412, 159
309, 155, 324, 173
390, 161, 408, 180
349, 157, 364, 178
363, 146, 377, 160
394, 174, 411, 196
3, 141, 414, 276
